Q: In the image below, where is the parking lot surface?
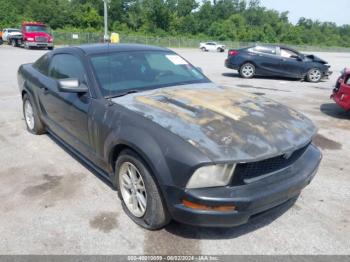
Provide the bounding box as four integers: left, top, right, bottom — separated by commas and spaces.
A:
0, 45, 349, 255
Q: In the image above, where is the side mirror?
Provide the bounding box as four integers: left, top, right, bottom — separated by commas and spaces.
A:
58, 78, 88, 93
291, 55, 303, 61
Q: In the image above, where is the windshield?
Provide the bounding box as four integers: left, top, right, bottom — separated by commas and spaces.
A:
8, 29, 21, 33
25, 25, 48, 33
90, 51, 209, 97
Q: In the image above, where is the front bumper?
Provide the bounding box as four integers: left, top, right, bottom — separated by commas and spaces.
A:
25, 42, 54, 48
322, 67, 333, 79
166, 144, 321, 227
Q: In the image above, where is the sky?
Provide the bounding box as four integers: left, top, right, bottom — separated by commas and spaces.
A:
260, 0, 349, 26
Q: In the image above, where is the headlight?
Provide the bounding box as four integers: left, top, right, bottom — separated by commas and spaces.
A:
27, 37, 34, 41
186, 164, 236, 189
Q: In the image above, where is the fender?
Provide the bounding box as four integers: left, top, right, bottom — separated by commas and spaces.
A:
104, 125, 173, 187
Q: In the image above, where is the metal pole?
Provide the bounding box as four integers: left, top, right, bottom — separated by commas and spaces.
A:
103, 0, 109, 42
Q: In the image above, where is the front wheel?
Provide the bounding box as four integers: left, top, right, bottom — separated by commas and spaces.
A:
48, 46, 54, 50
239, 63, 256, 78
23, 94, 45, 135
306, 68, 322, 83
115, 150, 170, 230
201, 47, 207, 52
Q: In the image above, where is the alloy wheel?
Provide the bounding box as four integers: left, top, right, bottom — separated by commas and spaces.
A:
309, 69, 322, 82
241, 64, 255, 78
119, 162, 147, 218
24, 100, 35, 130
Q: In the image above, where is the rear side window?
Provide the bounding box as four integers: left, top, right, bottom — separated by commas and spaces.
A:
33, 54, 50, 76
48, 54, 86, 81
253, 46, 276, 55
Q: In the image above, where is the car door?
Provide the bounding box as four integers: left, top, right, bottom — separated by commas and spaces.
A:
40, 53, 92, 153
251, 46, 282, 76
206, 42, 215, 51
278, 47, 303, 78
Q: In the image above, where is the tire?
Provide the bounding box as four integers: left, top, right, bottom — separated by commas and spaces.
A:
239, 62, 256, 79
24, 42, 31, 49
48, 46, 54, 50
217, 47, 224, 52
306, 68, 322, 83
115, 149, 170, 230
11, 39, 16, 47
22, 94, 45, 135
201, 47, 206, 52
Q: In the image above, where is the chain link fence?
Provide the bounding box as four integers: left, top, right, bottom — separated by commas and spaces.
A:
52, 31, 350, 52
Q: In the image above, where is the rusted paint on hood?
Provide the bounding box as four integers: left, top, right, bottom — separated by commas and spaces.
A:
112, 83, 316, 162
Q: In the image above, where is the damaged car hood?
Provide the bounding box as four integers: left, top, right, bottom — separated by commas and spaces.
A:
112, 83, 316, 162
304, 54, 328, 64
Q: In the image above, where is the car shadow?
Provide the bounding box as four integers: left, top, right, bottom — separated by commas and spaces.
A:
164, 196, 298, 240
320, 103, 350, 119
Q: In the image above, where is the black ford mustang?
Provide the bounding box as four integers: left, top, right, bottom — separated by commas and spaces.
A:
225, 44, 332, 82
18, 44, 321, 229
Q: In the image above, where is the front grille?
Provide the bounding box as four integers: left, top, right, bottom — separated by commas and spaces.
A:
231, 143, 310, 185
35, 36, 48, 42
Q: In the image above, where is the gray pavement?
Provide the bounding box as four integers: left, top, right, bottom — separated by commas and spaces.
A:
0, 44, 349, 255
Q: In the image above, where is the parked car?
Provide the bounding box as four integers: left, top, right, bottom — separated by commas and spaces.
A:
1, 28, 22, 43
331, 68, 350, 111
200, 42, 225, 52
225, 44, 332, 82
18, 44, 322, 229
8, 22, 54, 50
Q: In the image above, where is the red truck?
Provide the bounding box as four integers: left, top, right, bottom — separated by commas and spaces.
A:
331, 68, 350, 111
8, 22, 54, 50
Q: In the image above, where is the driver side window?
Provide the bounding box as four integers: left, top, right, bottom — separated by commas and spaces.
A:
280, 48, 298, 59
49, 54, 86, 81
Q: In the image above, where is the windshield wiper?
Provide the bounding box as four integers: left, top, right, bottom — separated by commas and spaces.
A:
106, 90, 140, 99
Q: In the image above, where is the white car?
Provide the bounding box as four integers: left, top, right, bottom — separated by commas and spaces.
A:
199, 42, 226, 52
2, 28, 22, 42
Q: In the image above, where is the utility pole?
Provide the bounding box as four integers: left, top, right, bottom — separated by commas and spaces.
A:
103, 0, 110, 42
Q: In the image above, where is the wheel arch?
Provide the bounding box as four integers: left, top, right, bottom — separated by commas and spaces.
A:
108, 140, 172, 214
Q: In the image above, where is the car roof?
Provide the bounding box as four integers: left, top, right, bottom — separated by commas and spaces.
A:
253, 44, 299, 51
68, 43, 171, 55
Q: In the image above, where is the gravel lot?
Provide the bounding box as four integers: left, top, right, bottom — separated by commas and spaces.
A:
0, 45, 349, 255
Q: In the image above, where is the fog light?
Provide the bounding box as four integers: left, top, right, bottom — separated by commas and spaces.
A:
182, 199, 236, 212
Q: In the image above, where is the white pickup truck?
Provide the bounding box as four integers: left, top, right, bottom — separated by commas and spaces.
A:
199, 42, 226, 52
2, 28, 22, 45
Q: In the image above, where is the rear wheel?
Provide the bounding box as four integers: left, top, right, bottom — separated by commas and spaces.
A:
306, 68, 322, 83
23, 94, 45, 135
239, 63, 256, 78
115, 150, 170, 230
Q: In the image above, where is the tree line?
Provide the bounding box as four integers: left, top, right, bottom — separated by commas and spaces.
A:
1, 0, 349, 47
